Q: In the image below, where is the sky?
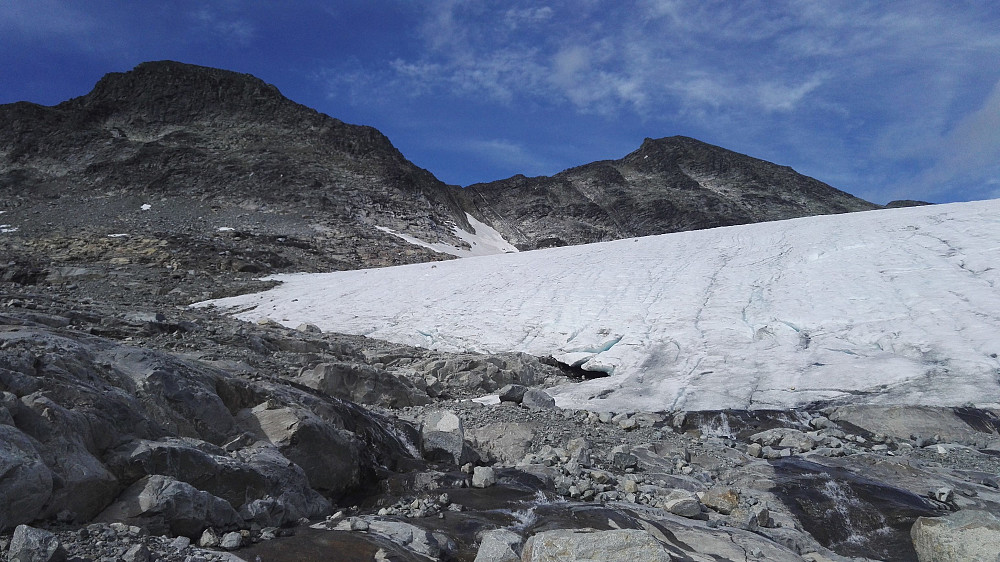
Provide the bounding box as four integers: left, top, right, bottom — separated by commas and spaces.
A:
2, 1, 999, 204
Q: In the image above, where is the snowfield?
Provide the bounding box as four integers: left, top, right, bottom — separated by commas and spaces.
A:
200, 200, 1000, 412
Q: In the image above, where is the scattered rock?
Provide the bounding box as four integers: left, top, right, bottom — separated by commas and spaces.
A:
497, 384, 529, 404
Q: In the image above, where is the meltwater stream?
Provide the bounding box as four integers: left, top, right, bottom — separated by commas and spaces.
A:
771, 458, 945, 561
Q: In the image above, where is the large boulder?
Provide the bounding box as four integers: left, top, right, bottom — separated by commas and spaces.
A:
237, 403, 361, 497
911, 510, 1000, 561
825, 405, 1000, 445
104, 437, 331, 526
467, 422, 537, 465
96, 475, 240, 538
298, 362, 430, 407
521, 528, 672, 562
7, 525, 66, 562
420, 410, 466, 465
0, 426, 53, 532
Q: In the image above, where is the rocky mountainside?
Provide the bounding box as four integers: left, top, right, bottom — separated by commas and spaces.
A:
461, 136, 879, 249
0, 60, 470, 275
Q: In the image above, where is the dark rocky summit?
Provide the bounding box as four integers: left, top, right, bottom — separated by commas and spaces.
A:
6, 61, 994, 562
461, 136, 879, 249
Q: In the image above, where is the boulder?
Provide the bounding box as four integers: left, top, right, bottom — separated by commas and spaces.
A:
7, 525, 66, 562
662, 490, 702, 518
237, 403, 361, 497
497, 384, 529, 404
96, 475, 240, 538
0, 426, 53, 532
522, 528, 672, 562
420, 410, 466, 465
701, 487, 739, 515
467, 422, 537, 465
472, 466, 497, 488
298, 362, 430, 408
474, 529, 521, 562
911, 510, 1000, 562
825, 405, 1000, 445
521, 389, 555, 410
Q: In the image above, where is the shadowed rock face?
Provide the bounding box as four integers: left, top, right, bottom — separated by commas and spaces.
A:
460, 136, 879, 249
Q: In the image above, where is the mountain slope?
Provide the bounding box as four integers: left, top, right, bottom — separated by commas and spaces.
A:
461, 136, 879, 249
203, 200, 1000, 411
0, 60, 472, 273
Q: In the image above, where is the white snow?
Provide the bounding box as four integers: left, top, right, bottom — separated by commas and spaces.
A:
107, 233, 130, 238
217, 227, 235, 232
375, 213, 518, 257
141, 203, 152, 211
199, 200, 1000, 412
0, 224, 17, 233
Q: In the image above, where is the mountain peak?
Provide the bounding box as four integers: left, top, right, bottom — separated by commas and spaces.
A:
57, 60, 293, 122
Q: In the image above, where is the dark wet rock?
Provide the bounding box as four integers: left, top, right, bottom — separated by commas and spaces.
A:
911, 509, 1000, 562
771, 458, 945, 561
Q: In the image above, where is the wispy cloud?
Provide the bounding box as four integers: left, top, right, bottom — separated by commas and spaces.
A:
191, 8, 256, 46
313, 0, 1000, 201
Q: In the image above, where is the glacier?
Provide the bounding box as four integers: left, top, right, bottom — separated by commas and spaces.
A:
200, 200, 1000, 412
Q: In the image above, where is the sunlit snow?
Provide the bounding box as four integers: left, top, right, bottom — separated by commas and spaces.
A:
375, 213, 518, 257
200, 200, 1000, 412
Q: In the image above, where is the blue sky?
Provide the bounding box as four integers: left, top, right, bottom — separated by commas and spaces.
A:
2, 1, 999, 204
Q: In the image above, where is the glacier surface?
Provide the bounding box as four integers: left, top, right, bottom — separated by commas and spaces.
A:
201, 200, 1000, 412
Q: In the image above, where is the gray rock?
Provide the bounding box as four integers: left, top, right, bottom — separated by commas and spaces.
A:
198, 528, 220, 548
122, 544, 151, 562
911, 510, 1000, 562
220, 531, 243, 550
298, 362, 429, 408
522, 528, 672, 562
474, 529, 521, 562
467, 422, 537, 465
497, 384, 529, 404
7, 525, 66, 562
338, 517, 445, 559
96, 475, 240, 538
663, 490, 702, 518
472, 466, 497, 488
521, 389, 555, 409
420, 410, 466, 465
701, 487, 739, 515
237, 404, 361, 496
0, 427, 53, 532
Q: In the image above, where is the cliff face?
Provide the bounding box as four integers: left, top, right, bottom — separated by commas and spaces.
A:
460, 136, 879, 249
